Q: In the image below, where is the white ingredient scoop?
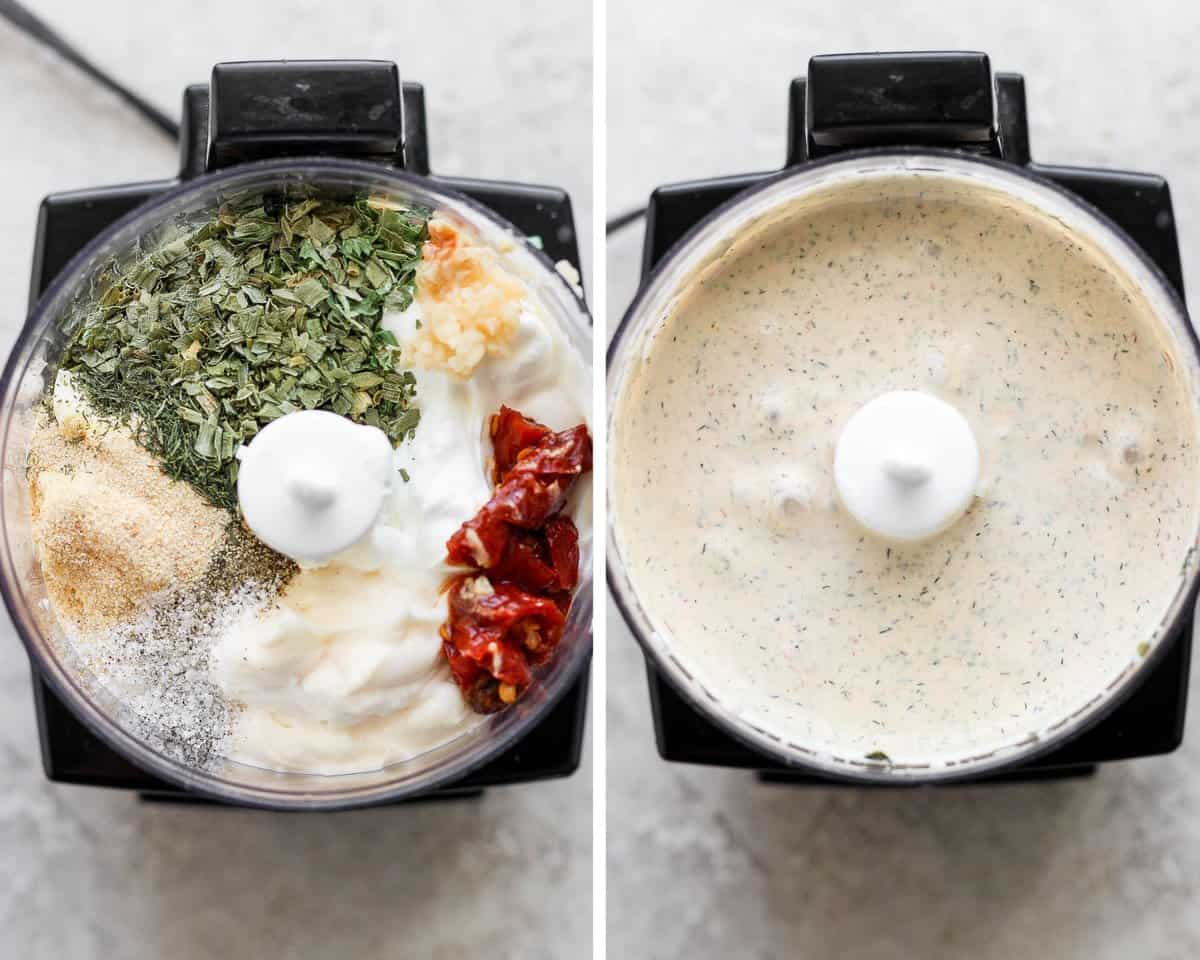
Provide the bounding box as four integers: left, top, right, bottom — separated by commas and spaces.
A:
236, 409, 395, 565
833, 390, 979, 543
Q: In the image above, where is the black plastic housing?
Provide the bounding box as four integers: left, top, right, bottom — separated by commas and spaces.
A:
207, 60, 406, 169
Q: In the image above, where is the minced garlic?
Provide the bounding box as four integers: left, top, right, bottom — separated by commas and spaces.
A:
405, 217, 526, 377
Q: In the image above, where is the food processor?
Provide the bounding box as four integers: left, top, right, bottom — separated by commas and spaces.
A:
0, 60, 593, 809
607, 51, 1200, 785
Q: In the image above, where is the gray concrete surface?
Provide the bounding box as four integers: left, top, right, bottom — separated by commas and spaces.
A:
607, 2, 1200, 958
0, 3, 591, 959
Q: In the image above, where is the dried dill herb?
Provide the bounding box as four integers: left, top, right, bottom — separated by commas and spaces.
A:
60, 194, 430, 509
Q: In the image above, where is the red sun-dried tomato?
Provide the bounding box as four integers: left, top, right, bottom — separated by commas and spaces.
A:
545, 516, 580, 593
491, 405, 552, 482
443, 578, 566, 714
442, 407, 591, 713
507, 424, 592, 481
489, 531, 559, 595
446, 473, 568, 568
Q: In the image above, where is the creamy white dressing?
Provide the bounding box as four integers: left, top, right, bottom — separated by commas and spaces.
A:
214, 299, 590, 775
613, 174, 1200, 767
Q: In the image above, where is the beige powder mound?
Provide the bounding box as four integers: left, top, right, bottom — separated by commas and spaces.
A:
28, 404, 228, 631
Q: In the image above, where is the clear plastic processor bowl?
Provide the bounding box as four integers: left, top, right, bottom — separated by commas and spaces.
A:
0, 158, 593, 810
607, 149, 1200, 784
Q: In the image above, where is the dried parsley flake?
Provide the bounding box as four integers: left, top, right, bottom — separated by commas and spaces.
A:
60, 193, 430, 509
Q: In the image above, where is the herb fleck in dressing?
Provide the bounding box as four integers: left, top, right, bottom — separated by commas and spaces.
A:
614, 174, 1200, 765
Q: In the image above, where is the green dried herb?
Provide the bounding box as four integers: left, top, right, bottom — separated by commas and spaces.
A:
60, 193, 430, 509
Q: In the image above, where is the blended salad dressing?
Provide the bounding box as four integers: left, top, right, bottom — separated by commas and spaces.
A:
613, 172, 1200, 766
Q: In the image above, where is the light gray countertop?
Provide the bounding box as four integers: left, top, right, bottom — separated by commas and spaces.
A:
607, 2, 1200, 958
0, 3, 591, 958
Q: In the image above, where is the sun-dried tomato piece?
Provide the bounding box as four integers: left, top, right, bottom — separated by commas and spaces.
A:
491, 406, 551, 482
442, 638, 495, 710
446, 473, 568, 568
448, 577, 565, 671
507, 424, 592, 481
443, 407, 591, 713
490, 531, 559, 594
443, 576, 566, 712
445, 502, 509, 570
545, 516, 580, 592
483, 519, 580, 598
447, 424, 592, 568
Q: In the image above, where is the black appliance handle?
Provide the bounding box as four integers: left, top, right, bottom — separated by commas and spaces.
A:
799, 51, 1009, 161
204, 60, 406, 171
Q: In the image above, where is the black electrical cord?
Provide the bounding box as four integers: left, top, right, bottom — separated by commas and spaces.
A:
0, 0, 179, 140
606, 206, 647, 235
6, 0, 645, 235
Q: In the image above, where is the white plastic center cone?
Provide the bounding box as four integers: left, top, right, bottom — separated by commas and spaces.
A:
833, 390, 979, 543
236, 410, 395, 565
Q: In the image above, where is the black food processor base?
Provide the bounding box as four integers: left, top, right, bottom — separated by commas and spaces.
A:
27, 64, 589, 804
638, 53, 1192, 785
